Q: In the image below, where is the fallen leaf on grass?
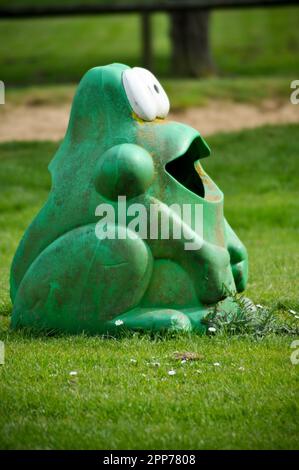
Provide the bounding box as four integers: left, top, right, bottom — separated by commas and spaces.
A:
172, 351, 203, 362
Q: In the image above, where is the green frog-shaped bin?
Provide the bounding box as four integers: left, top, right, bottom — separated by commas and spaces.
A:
10, 64, 248, 334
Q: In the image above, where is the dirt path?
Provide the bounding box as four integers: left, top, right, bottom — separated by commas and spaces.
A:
0, 100, 298, 142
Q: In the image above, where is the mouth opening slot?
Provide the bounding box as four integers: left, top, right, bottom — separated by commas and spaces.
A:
165, 138, 205, 198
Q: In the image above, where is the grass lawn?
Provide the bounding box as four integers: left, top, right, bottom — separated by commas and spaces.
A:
0, 124, 299, 449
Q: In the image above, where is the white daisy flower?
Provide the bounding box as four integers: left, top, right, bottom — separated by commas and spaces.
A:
115, 319, 124, 326
168, 370, 176, 376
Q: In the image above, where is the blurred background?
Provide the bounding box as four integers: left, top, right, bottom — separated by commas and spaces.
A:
0, 0, 299, 82
1, 1, 299, 451
0, 1, 298, 101
0, 0, 299, 140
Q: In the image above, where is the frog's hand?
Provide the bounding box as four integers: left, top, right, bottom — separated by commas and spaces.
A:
224, 218, 248, 292
11, 224, 153, 334
94, 143, 154, 200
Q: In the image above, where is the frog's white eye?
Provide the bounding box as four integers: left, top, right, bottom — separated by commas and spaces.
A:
122, 67, 170, 121
133, 68, 170, 119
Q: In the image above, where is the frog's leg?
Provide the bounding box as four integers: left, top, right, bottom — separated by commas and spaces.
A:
109, 297, 242, 335
108, 307, 193, 333
11, 224, 153, 334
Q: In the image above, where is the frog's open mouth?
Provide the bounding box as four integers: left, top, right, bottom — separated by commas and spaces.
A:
165, 137, 205, 198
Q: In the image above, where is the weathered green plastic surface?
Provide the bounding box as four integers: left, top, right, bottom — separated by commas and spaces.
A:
10, 63, 248, 334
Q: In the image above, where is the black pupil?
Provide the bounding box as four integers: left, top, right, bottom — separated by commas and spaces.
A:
154, 84, 159, 93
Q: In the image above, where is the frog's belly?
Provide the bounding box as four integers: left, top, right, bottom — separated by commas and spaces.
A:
141, 259, 199, 309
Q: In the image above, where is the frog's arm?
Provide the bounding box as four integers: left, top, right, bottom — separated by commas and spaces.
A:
144, 197, 235, 303
224, 218, 248, 292
94, 143, 154, 200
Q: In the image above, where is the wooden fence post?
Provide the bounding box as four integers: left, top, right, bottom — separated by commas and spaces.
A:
141, 12, 153, 71
170, 8, 215, 77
